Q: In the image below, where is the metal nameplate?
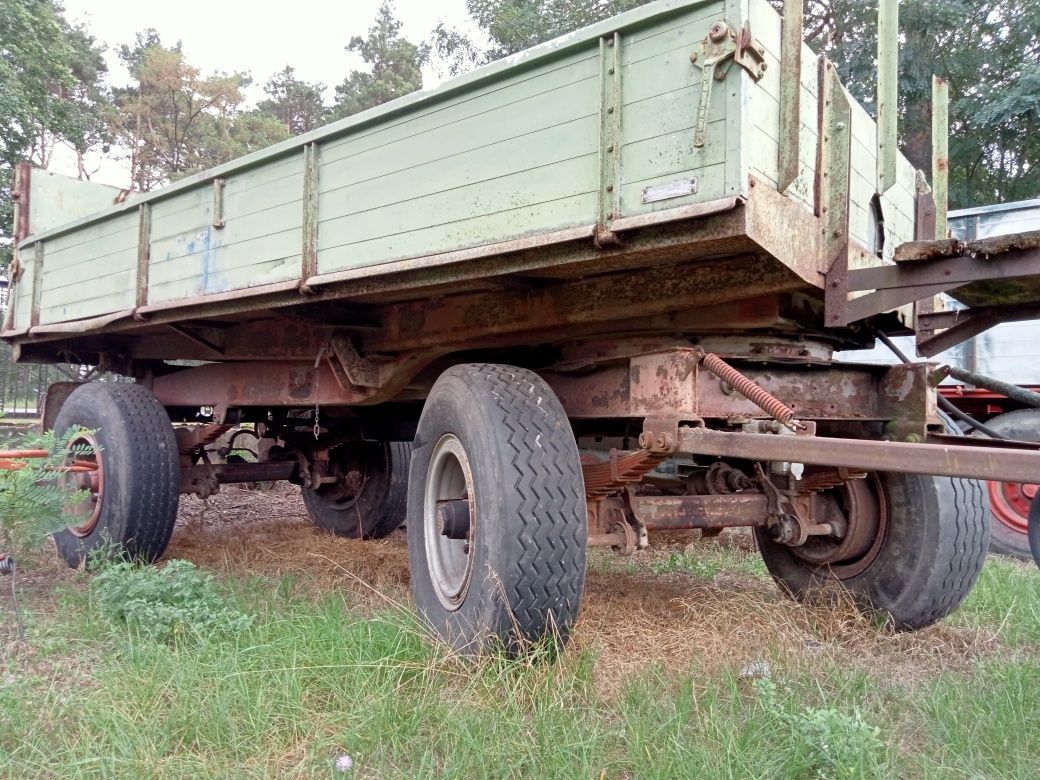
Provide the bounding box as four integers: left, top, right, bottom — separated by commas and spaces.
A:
641, 178, 699, 204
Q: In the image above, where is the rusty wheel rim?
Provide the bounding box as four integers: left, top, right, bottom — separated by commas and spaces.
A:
791, 474, 888, 579
63, 433, 104, 538
988, 479, 1037, 536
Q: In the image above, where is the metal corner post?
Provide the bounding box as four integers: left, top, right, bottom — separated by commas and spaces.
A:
932, 75, 950, 239
778, 0, 804, 193
596, 32, 622, 245
877, 0, 898, 193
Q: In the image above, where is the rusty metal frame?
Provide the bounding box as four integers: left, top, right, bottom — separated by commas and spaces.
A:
547, 346, 937, 440
628, 492, 769, 531
678, 425, 1040, 484
844, 246, 1040, 324
917, 302, 1040, 357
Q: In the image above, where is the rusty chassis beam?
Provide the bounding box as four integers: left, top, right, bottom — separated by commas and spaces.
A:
183, 461, 298, 485
546, 347, 937, 440
677, 425, 1040, 484
628, 492, 769, 531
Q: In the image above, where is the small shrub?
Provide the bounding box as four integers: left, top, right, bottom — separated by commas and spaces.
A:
754, 677, 886, 780
91, 559, 253, 643
0, 427, 91, 559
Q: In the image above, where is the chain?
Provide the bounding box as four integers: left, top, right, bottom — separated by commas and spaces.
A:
313, 344, 327, 440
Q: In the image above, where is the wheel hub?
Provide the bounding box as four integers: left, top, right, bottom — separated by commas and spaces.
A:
988, 479, 1038, 535
790, 474, 887, 578
62, 433, 104, 538
423, 434, 476, 611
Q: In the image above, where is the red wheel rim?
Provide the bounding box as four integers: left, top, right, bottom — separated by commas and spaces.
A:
62, 433, 104, 537
988, 479, 1038, 536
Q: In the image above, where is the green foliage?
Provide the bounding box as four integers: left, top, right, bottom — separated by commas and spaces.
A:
109, 30, 288, 190
951, 555, 1040, 645
649, 546, 768, 579
257, 66, 327, 135
753, 677, 886, 780
91, 559, 253, 643
331, 1, 428, 120
2, 559, 1039, 776
431, 0, 652, 76
769, 0, 1040, 209
0, 0, 108, 269
0, 427, 89, 558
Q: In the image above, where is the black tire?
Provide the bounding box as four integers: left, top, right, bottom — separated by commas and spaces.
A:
756, 466, 989, 631
51, 383, 180, 568
301, 441, 410, 539
971, 409, 1040, 560
407, 364, 586, 655
1028, 493, 1040, 569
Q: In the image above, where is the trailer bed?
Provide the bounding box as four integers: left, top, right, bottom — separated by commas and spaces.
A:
5, 0, 920, 355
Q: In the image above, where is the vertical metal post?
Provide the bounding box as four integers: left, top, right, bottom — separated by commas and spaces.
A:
932, 75, 950, 239
596, 32, 622, 246
212, 178, 226, 229
301, 143, 319, 288
817, 58, 853, 328
136, 202, 151, 309
778, 0, 804, 193
29, 242, 43, 328
877, 0, 898, 193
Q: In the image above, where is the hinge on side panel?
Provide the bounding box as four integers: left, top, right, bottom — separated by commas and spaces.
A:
690, 20, 767, 148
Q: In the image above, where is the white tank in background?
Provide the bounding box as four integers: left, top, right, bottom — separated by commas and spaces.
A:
837, 198, 1040, 385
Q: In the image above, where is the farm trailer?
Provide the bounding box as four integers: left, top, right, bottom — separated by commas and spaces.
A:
6, 0, 1040, 653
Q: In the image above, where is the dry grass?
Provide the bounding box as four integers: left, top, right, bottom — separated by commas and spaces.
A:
163, 485, 1007, 697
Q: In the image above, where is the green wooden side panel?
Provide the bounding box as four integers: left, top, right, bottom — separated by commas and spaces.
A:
13, 0, 924, 330
618, 1, 734, 216
148, 155, 305, 304
11, 254, 34, 330
316, 50, 601, 273
38, 212, 138, 322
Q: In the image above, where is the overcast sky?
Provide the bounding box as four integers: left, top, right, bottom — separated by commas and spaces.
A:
62, 0, 478, 91
57, 0, 483, 185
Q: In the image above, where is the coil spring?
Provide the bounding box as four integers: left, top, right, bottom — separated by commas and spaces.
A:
0, 555, 14, 575
699, 351, 804, 430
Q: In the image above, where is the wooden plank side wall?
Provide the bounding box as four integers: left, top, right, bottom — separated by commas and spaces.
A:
745, 0, 917, 268
148, 155, 304, 305
618, 0, 732, 217
17, 0, 934, 329
37, 212, 138, 323
314, 47, 603, 273
745, 0, 818, 211
846, 96, 916, 267
11, 252, 35, 330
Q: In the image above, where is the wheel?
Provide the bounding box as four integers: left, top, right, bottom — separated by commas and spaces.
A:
755, 467, 989, 630
51, 383, 180, 568
1028, 493, 1040, 569
301, 441, 410, 539
407, 364, 586, 655
972, 409, 1040, 560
